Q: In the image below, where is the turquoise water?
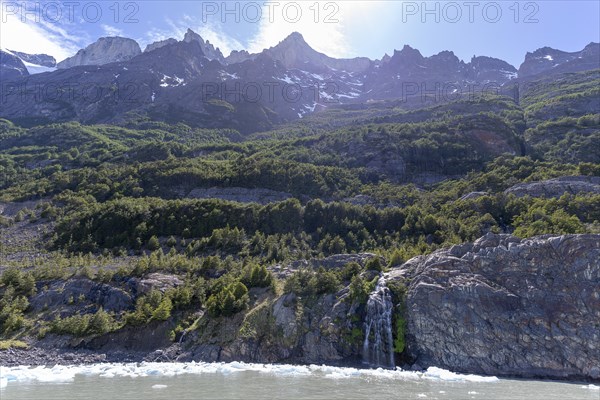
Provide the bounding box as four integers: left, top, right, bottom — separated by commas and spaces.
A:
1, 362, 598, 400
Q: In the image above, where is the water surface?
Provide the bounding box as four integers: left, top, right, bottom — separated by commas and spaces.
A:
1, 362, 598, 400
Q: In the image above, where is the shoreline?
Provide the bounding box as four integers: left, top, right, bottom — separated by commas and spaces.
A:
1, 346, 599, 385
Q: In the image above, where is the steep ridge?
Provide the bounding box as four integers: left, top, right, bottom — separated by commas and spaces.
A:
7, 50, 56, 68
1, 34, 598, 132
518, 42, 600, 79
0, 50, 29, 80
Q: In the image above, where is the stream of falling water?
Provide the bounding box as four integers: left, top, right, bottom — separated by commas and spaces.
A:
362, 275, 395, 369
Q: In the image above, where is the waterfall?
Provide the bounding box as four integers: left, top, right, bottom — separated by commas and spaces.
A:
362, 275, 395, 369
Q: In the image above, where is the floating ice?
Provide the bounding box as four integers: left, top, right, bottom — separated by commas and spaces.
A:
424, 367, 499, 383
152, 384, 168, 389
0, 361, 500, 389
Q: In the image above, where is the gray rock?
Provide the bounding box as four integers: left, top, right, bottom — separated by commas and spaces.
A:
134, 273, 183, 294
459, 191, 489, 201
394, 233, 600, 380
505, 176, 600, 198
8, 50, 56, 67
144, 38, 177, 53
57, 37, 141, 69
183, 29, 225, 63
0, 50, 29, 80
30, 278, 132, 313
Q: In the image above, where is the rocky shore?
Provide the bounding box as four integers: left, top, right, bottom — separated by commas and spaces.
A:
1, 234, 599, 382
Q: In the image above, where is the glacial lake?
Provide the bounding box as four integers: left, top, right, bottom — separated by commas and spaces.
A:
1, 362, 599, 400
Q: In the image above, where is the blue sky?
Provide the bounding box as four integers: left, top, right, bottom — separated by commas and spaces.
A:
1, 1, 599, 67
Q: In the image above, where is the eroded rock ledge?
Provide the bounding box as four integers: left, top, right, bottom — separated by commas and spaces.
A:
390, 233, 600, 380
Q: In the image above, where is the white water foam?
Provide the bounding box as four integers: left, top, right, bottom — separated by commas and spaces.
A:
0, 362, 498, 389
582, 384, 599, 390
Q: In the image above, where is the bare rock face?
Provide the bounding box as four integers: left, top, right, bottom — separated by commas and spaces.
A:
263, 32, 371, 73
57, 37, 141, 69
144, 38, 177, 53
0, 50, 29, 80
393, 233, 600, 380
518, 42, 600, 79
7, 50, 56, 67
225, 49, 254, 64
29, 278, 132, 314
504, 176, 600, 198
182, 29, 225, 63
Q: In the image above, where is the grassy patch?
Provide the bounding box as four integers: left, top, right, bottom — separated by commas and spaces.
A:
0, 339, 29, 350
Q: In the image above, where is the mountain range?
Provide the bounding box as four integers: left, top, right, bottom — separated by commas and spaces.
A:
1, 30, 598, 133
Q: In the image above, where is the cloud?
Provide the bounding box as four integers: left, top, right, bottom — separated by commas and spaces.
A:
193, 23, 244, 56
0, 1, 82, 60
245, 1, 381, 58
101, 24, 124, 37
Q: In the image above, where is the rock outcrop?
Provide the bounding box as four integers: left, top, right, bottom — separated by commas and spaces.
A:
0, 50, 29, 80
57, 37, 142, 69
29, 278, 132, 314
263, 32, 371, 73
391, 233, 600, 380
181, 288, 362, 365
182, 29, 225, 63
8, 50, 56, 67
504, 176, 600, 198
518, 42, 600, 79
144, 38, 177, 53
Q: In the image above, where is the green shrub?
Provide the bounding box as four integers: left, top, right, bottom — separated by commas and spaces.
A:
206, 281, 249, 317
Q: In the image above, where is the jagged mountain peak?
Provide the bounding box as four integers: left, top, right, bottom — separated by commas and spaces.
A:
144, 38, 178, 53
182, 28, 225, 63
268, 31, 314, 55
263, 31, 370, 72
280, 32, 307, 44
393, 45, 423, 59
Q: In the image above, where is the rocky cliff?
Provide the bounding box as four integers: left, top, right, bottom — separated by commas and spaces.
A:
518, 42, 600, 79
144, 38, 178, 53
57, 37, 142, 69
392, 233, 600, 380
182, 29, 226, 63
7, 50, 56, 67
0, 50, 29, 80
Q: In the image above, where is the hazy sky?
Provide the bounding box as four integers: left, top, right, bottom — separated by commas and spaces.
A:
1, 1, 599, 66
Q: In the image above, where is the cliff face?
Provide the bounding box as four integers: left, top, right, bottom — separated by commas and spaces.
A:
0, 50, 29, 80
57, 37, 141, 69
392, 233, 600, 380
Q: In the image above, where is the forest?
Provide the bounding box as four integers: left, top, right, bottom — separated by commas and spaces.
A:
0, 71, 598, 347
